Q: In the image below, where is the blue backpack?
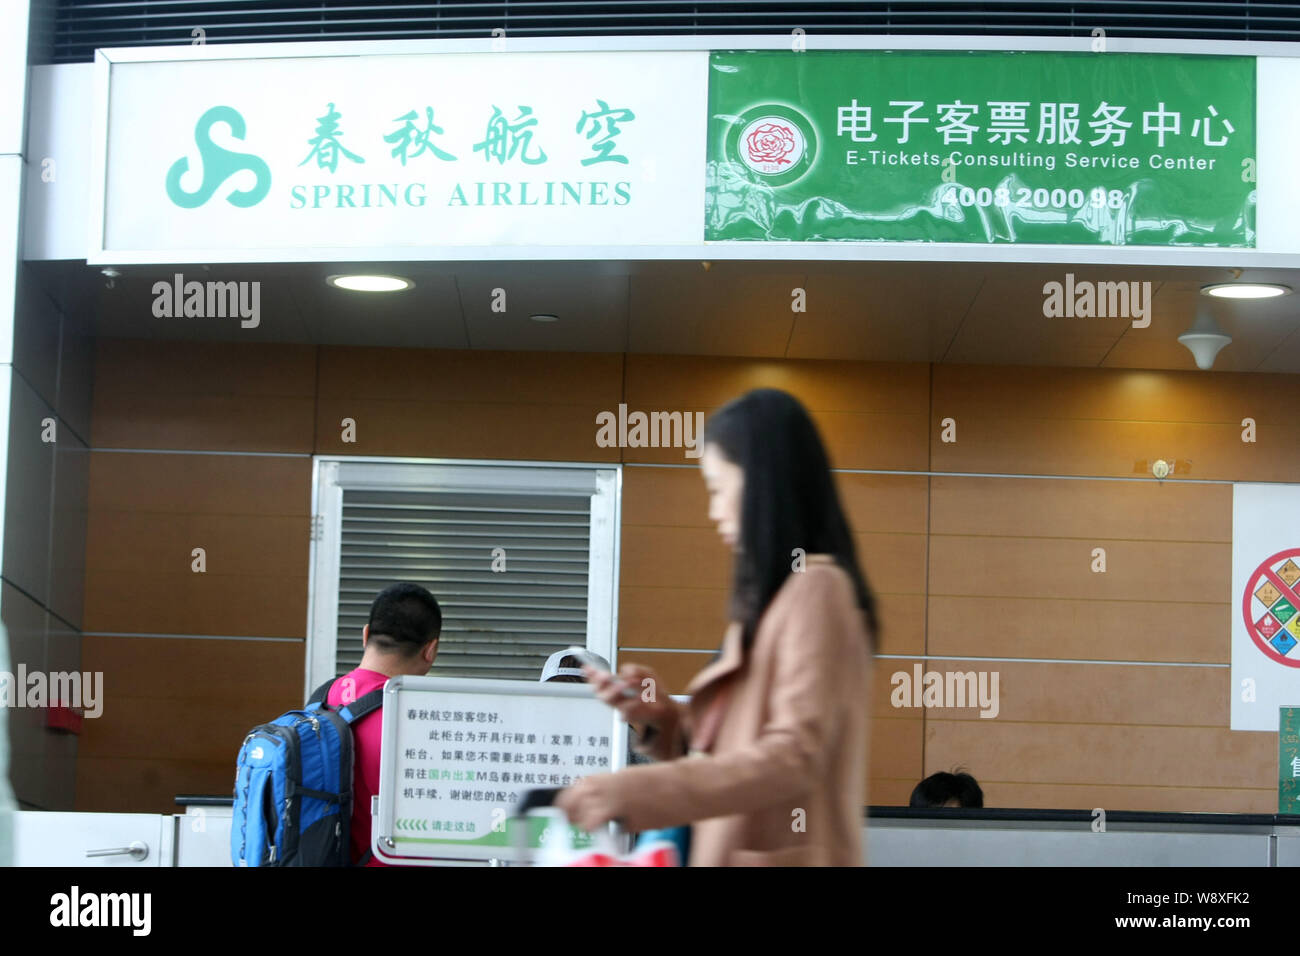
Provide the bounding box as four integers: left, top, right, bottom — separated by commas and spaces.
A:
231, 678, 384, 867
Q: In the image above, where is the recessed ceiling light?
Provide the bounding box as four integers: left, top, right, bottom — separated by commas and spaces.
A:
1200, 282, 1291, 299
326, 274, 414, 292
530, 313, 559, 323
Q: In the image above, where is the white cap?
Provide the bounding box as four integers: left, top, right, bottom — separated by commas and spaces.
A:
539, 648, 608, 682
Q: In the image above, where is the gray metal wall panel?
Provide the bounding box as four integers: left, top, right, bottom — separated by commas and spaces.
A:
3, 373, 54, 607
867, 820, 1280, 866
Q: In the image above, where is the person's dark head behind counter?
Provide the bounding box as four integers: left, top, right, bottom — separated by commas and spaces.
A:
701, 387, 879, 648
910, 771, 985, 808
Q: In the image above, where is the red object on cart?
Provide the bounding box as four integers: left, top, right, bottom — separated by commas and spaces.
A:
563, 842, 679, 867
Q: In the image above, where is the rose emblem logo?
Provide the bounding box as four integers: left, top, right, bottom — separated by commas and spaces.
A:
745, 122, 797, 168
727, 105, 816, 186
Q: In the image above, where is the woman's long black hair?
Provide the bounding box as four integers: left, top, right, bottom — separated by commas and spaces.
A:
703, 388, 879, 651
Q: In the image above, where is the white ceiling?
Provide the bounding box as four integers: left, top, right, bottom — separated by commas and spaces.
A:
28, 258, 1300, 373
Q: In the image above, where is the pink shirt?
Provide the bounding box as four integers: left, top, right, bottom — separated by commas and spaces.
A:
326, 668, 390, 866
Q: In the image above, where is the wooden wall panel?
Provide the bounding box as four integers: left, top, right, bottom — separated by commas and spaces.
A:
855, 533, 928, 600
915, 659, 1274, 811
77, 636, 303, 813
835, 473, 929, 535
84, 452, 311, 638
973, 783, 1272, 814
933, 417, 1300, 482
917, 363, 1284, 811
929, 596, 1229, 663
622, 354, 930, 469
930, 536, 1228, 603
617, 466, 727, 652
77, 340, 1292, 818
617, 587, 729, 652
837, 473, 929, 656
928, 472, 1231, 663
926, 721, 1275, 812
317, 346, 623, 406
87, 450, 310, 515
313, 400, 622, 462
870, 717, 924, 800
930, 475, 1231, 541
872, 595, 926, 658
931, 364, 1300, 481
85, 571, 309, 639
936, 363, 1300, 424
619, 526, 731, 591
868, 772, 922, 809
915, 660, 1228, 726
618, 466, 928, 656
75, 758, 242, 815
616, 531, 923, 651
315, 347, 623, 461
620, 465, 709, 526
91, 339, 317, 452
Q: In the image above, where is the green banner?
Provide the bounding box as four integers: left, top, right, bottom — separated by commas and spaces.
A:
706, 51, 1256, 245
1282, 706, 1300, 815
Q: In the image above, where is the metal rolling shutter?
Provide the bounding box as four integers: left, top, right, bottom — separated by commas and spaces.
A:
307, 458, 619, 692
334, 486, 593, 679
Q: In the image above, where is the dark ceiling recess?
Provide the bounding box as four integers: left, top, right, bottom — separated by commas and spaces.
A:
45, 0, 1300, 64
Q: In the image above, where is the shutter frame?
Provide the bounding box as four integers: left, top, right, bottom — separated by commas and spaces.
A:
307, 458, 620, 693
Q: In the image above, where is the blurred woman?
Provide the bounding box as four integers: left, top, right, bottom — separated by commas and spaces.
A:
557, 388, 877, 866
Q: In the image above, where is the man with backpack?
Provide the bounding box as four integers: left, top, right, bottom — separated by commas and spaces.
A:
323, 582, 443, 866
232, 581, 442, 867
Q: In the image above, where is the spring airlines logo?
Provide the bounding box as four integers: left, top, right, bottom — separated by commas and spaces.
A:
165, 106, 272, 208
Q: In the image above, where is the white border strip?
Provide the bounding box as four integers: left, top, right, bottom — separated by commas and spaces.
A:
94, 33, 1300, 61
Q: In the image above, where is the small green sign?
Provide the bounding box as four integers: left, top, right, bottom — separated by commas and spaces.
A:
391, 815, 595, 853
1281, 706, 1300, 815
706, 50, 1256, 245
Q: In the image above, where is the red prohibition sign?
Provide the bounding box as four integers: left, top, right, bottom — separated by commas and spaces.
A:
1242, 547, 1300, 669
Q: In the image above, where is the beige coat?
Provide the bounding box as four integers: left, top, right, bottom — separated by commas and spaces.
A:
604, 555, 873, 866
